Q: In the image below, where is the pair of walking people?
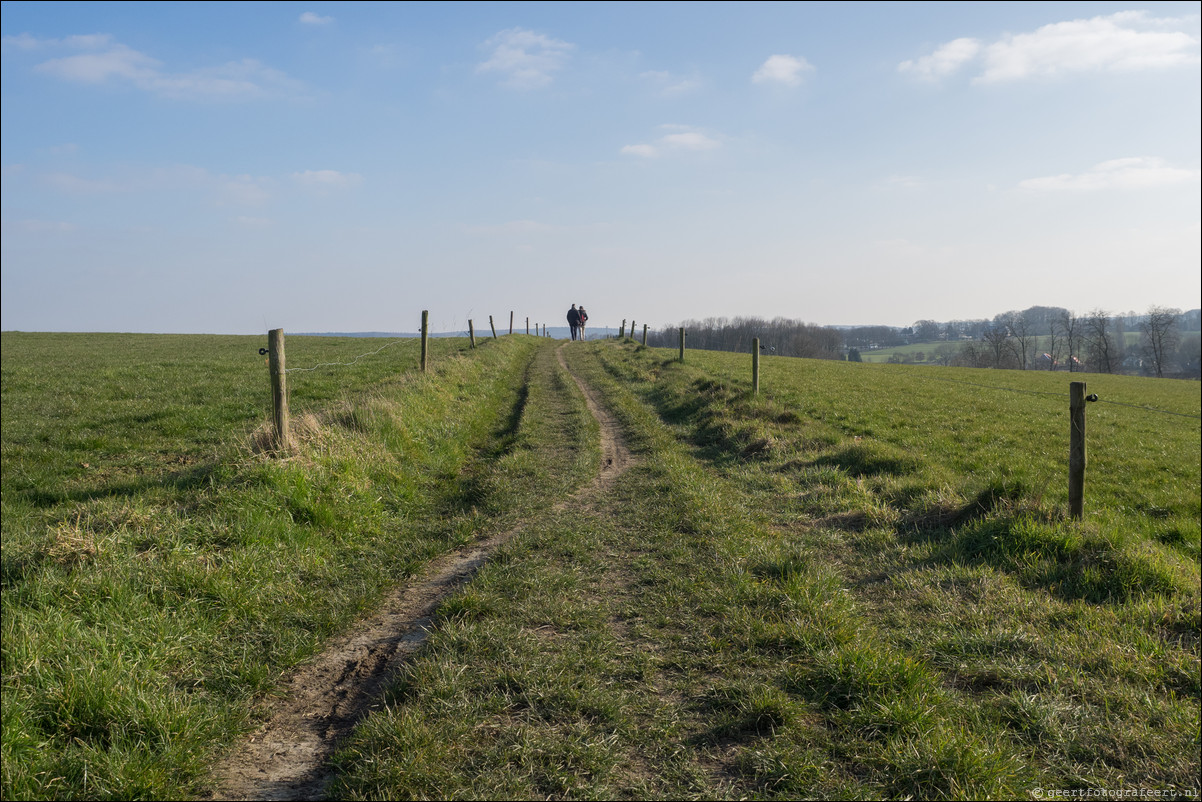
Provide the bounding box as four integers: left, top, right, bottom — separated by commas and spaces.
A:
567, 304, 589, 341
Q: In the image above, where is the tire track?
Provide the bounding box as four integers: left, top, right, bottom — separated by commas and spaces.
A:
208, 343, 631, 801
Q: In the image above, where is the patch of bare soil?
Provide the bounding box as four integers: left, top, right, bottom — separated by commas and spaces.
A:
207, 344, 632, 801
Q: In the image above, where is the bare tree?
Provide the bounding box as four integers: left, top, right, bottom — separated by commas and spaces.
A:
1045, 315, 1061, 370
999, 310, 1037, 370
1141, 306, 1182, 378
1057, 309, 1081, 372
1084, 309, 1119, 373
981, 324, 1014, 368
1176, 334, 1201, 378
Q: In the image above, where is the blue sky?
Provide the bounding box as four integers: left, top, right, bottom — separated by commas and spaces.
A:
2, 1, 1199, 334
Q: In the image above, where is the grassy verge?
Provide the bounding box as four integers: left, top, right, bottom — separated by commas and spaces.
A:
327, 341, 1198, 800
2, 333, 585, 800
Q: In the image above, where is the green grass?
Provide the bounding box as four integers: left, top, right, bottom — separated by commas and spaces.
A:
3, 334, 1198, 800
328, 341, 1198, 800
2, 332, 590, 800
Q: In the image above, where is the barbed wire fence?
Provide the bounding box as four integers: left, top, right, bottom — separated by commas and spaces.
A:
257, 321, 1198, 521
261, 310, 563, 450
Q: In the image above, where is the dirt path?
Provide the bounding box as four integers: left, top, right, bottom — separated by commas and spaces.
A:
208, 344, 631, 801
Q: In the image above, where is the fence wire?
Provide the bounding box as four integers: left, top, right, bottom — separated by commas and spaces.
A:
284, 338, 415, 374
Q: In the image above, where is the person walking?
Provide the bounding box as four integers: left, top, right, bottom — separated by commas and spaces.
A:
567, 304, 581, 341
577, 306, 589, 340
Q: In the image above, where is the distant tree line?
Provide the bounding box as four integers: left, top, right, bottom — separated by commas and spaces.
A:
646, 306, 1201, 379
646, 317, 843, 360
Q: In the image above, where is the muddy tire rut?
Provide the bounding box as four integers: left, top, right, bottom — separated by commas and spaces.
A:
208, 345, 630, 801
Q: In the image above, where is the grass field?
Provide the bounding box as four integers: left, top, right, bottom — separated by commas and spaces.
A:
2, 332, 1199, 800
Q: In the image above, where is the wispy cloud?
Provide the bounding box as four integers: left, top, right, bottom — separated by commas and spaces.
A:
899, 11, 1200, 83
640, 69, 702, 96
477, 28, 574, 89
2, 218, 77, 234
897, 38, 981, 81
18, 33, 304, 100
751, 54, 815, 86
621, 125, 721, 159
38, 164, 276, 205
1019, 157, 1201, 191
620, 144, 659, 158
299, 12, 334, 26
291, 170, 364, 190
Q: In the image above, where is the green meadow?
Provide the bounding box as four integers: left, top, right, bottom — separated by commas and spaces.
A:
2, 332, 1198, 800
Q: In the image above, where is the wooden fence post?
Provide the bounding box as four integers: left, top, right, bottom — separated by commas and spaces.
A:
642, 324, 648, 346
679, 327, 686, 362
620, 319, 626, 339
752, 337, 760, 395
489, 315, 497, 339
420, 310, 429, 372
469, 320, 476, 348
267, 328, 289, 450
526, 317, 530, 335
509, 311, 514, 335
1069, 381, 1087, 520
630, 320, 635, 340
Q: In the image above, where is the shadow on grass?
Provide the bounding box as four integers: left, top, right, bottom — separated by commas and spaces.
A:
16, 462, 221, 510
897, 484, 1184, 604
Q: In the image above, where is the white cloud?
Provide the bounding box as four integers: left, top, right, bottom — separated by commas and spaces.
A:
35, 41, 161, 84
42, 171, 124, 194
899, 11, 1200, 83
640, 70, 702, 96
897, 38, 982, 80
751, 54, 814, 86
292, 170, 364, 190
3, 33, 116, 51
299, 12, 334, 26
1019, 157, 1202, 191
477, 27, 574, 89
219, 174, 273, 206
621, 126, 721, 159
39, 165, 275, 205
878, 174, 927, 190
2, 218, 77, 233
621, 144, 659, 158
25, 33, 303, 100
660, 132, 720, 151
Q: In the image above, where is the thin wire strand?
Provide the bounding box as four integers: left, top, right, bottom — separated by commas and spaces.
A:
902, 371, 1067, 400
883, 369, 1200, 420
284, 338, 415, 373
1094, 398, 1201, 420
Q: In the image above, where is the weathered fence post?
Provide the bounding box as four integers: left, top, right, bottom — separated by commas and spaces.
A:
679, 327, 686, 362
1069, 381, 1087, 520
620, 319, 626, 339
509, 311, 514, 335
642, 324, 648, 346
630, 320, 635, 340
468, 320, 476, 348
526, 317, 530, 336
489, 315, 497, 339
267, 328, 290, 450
752, 337, 760, 395
420, 310, 429, 372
